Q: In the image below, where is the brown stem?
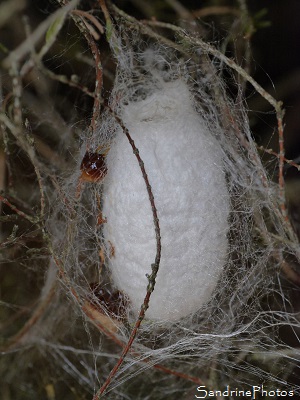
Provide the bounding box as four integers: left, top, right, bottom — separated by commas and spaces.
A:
92, 101, 162, 398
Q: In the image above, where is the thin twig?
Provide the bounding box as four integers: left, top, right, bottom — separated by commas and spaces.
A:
88, 38, 103, 134
72, 9, 104, 37
165, 0, 196, 21
0, 112, 46, 219
111, 4, 189, 55
10, 62, 23, 128
0, 195, 37, 224
59, 0, 103, 134
0, 149, 6, 228
277, 109, 287, 220
257, 145, 300, 172
37, 65, 95, 98
93, 102, 162, 399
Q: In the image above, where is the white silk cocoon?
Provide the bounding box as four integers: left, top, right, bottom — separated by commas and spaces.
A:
103, 79, 230, 321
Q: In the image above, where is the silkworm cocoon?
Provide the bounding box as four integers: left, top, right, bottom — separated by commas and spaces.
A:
102, 79, 230, 322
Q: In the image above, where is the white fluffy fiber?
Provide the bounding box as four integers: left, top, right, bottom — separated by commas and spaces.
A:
102, 79, 230, 321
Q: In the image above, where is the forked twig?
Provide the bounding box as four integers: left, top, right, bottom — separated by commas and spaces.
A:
257, 145, 300, 172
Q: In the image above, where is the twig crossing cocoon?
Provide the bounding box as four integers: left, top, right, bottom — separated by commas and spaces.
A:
103, 79, 230, 321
